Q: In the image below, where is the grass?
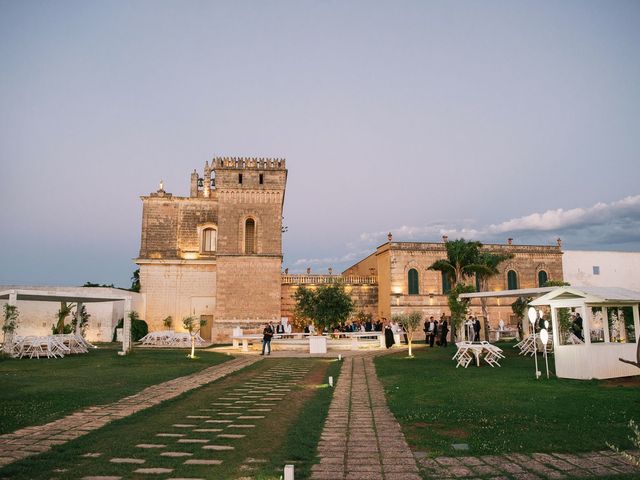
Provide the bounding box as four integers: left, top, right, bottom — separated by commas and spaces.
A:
0, 343, 230, 434
0, 358, 339, 480
375, 342, 640, 458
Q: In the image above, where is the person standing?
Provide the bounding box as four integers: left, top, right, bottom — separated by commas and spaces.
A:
440, 317, 449, 347
428, 316, 437, 347
423, 318, 430, 343
261, 322, 274, 355
473, 316, 481, 342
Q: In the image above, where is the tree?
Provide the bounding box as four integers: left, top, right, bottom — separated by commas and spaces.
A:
475, 252, 514, 340
2, 304, 19, 354
130, 269, 141, 292
428, 238, 485, 287
511, 296, 532, 340
396, 311, 423, 357
544, 279, 570, 287
429, 239, 485, 341
448, 284, 476, 341
293, 284, 354, 333
183, 316, 206, 359
53, 302, 76, 334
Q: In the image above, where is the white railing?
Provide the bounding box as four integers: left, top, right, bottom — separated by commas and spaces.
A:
281, 275, 377, 285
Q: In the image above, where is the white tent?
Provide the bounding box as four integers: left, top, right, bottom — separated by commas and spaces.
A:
530, 286, 640, 380
0, 287, 140, 355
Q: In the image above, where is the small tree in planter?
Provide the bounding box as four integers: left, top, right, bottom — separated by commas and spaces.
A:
394, 311, 423, 357
162, 316, 173, 330
2, 304, 19, 354
183, 316, 206, 359
71, 305, 91, 337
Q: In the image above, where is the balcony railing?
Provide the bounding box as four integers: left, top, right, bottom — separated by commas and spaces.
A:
282, 274, 377, 285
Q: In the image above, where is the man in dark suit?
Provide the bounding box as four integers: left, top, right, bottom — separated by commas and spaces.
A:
440, 318, 449, 347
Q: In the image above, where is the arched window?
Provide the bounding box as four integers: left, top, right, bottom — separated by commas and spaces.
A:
538, 270, 548, 287
201, 228, 217, 253
442, 271, 451, 294
507, 270, 518, 290
244, 218, 256, 254
408, 269, 419, 295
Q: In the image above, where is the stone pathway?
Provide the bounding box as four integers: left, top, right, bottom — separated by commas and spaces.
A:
311, 355, 422, 480
0, 356, 258, 468
72, 362, 312, 480
415, 450, 640, 479
311, 352, 639, 480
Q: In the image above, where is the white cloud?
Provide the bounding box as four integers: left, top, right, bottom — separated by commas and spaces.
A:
290, 195, 640, 273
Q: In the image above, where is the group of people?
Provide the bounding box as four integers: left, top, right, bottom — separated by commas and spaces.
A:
422, 314, 450, 347
330, 319, 384, 334
465, 316, 482, 342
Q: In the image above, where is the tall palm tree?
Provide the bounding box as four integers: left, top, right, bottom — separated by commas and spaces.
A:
429, 239, 485, 342
428, 238, 485, 287
475, 252, 514, 340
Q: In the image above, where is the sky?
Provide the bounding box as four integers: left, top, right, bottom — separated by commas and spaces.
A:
1, 0, 639, 288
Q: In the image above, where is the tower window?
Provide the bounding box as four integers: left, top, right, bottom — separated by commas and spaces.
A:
408, 268, 419, 295
259, 173, 264, 185
245, 218, 256, 254
238, 173, 243, 184
507, 270, 518, 290
201, 228, 217, 253
538, 270, 548, 287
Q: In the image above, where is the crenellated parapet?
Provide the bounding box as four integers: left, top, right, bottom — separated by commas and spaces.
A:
213, 157, 286, 170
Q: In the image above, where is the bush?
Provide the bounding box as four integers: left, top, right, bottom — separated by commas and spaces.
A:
112, 316, 149, 342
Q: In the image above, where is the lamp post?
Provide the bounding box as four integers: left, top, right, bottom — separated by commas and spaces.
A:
540, 322, 550, 379
528, 307, 540, 379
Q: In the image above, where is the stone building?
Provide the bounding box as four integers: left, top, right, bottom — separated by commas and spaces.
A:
342, 236, 564, 328
136, 157, 287, 341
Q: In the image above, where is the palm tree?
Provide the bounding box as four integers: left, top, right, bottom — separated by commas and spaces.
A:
429, 239, 485, 342
428, 239, 484, 287
475, 252, 514, 340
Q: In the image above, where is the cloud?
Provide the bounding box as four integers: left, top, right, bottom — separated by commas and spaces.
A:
289, 195, 640, 273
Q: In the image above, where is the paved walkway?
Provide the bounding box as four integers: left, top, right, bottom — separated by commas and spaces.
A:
0, 356, 258, 468
311, 352, 639, 480
311, 355, 422, 480
416, 450, 640, 479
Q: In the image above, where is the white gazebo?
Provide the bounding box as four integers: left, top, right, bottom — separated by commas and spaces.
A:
530, 286, 640, 380
0, 287, 139, 355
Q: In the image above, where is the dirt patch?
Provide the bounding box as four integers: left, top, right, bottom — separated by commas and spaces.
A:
412, 422, 437, 428
437, 428, 470, 439
304, 362, 330, 388
602, 376, 640, 388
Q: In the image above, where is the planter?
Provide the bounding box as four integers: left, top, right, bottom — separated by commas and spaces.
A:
309, 335, 327, 354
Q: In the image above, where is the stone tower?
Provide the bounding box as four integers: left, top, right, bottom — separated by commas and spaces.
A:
136, 156, 287, 341
211, 157, 287, 338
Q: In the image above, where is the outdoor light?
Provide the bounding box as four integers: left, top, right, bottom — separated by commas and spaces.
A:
540, 328, 550, 379
528, 307, 541, 379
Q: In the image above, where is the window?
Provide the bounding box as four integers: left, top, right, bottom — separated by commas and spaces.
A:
201, 228, 217, 253
607, 306, 636, 343
408, 269, 419, 295
442, 271, 451, 294
507, 270, 518, 290
244, 218, 256, 254
259, 173, 264, 185
538, 270, 548, 287
593, 266, 600, 275
239, 173, 243, 184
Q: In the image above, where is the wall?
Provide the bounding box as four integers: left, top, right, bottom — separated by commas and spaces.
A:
139, 263, 216, 331
563, 250, 640, 291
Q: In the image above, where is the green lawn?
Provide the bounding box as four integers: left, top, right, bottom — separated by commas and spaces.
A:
0, 343, 230, 434
375, 342, 640, 457
0, 358, 339, 480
